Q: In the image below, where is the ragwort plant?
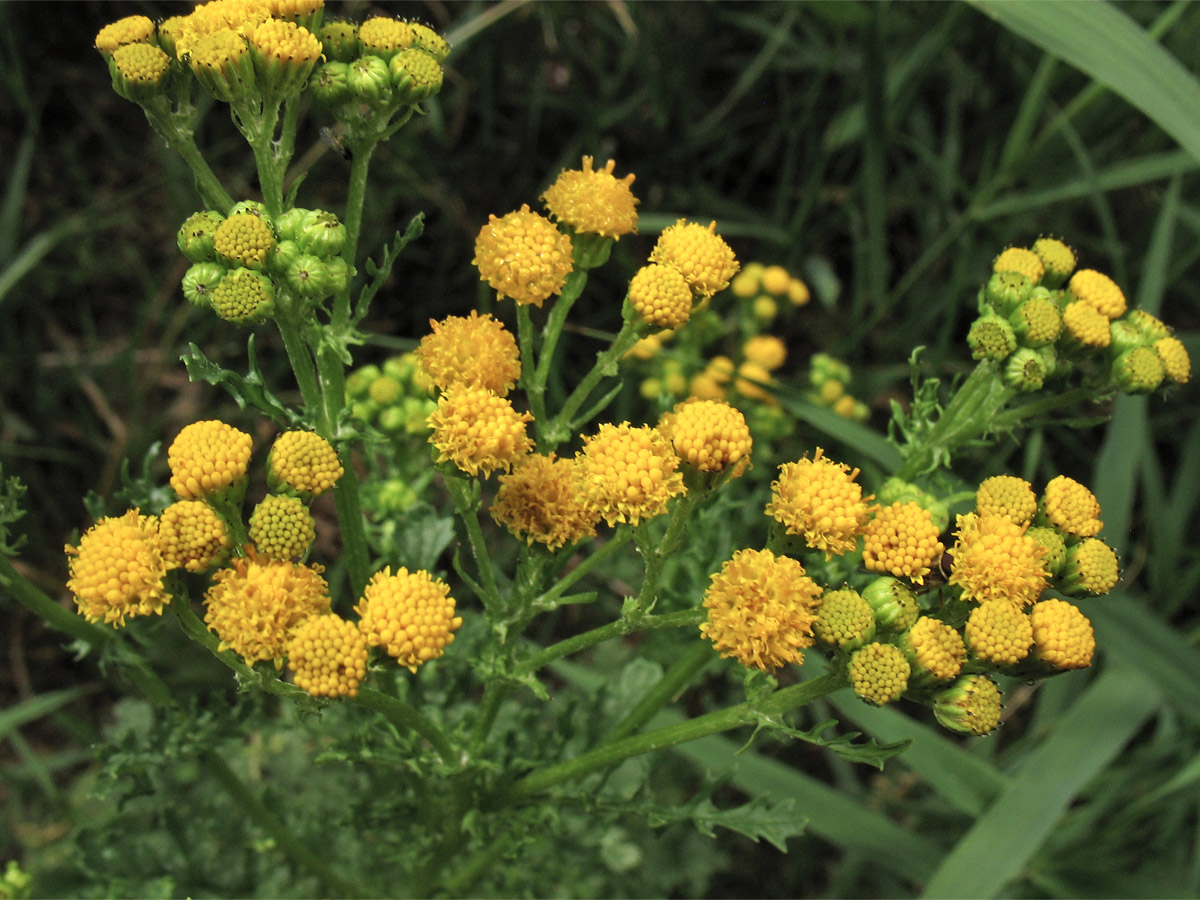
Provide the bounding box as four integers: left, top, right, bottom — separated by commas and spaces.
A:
1, 2, 1194, 896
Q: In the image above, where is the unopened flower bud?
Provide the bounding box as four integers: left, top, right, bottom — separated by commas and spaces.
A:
383, 354, 416, 382
346, 364, 383, 399
319, 21, 359, 63
247, 19, 322, 98
322, 257, 352, 296
214, 212, 276, 270
967, 313, 1017, 361
1156, 336, 1190, 384
390, 48, 443, 104
359, 17, 413, 62
248, 494, 316, 561
377, 406, 408, 433
187, 29, 256, 103
177, 210, 225, 263
933, 675, 1002, 736
1024, 526, 1067, 577
408, 22, 451, 62
1107, 317, 1150, 357
346, 55, 393, 105
861, 576, 920, 632
1003, 346, 1054, 392
229, 199, 270, 220
1031, 237, 1075, 289
282, 253, 332, 299
109, 42, 171, 102
848, 643, 910, 706
984, 271, 1032, 316
1112, 346, 1165, 394
210, 268, 276, 325
1009, 292, 1062, 347
1124, 308, 1171, 344
368, 375, 404, 406
1058, 537, 1119, 597
875, 477, 950, 531
814, 588, 876, 652
295, 210, 347, 258
181, 262, 226, 309
269, 239, 302, 275
309, 61, 353, 106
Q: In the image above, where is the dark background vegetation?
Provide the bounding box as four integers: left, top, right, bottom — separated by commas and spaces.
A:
3, 1, 1198, 897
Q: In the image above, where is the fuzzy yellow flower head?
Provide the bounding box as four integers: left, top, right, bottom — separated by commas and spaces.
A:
975, 475, 1037, 526
700, 548, 822, 671
211, 268, 275, 324
743, 335, 787, 372
1030, 598, 1095, 670
1059, 538, 1119, 596
355, 568, 463, 672
168, 420, 253, 500
96, 15, 155, 53
204, 553, 330, 668
1031, 237, 1075, 287
901, 616, 967, 682
66, 510, 169, 628
112, 43, 171, 91
427, 384, 533, 478
578, 422, 686, 527
1155, 336, 1191, 384
358, 16, 414, 58
491, 453, 599, 550
159, 500, 231, 572
813, 588, 875, 651
649, 220, 739, 299
541, 156, 639, 239
1062, 300, 1111, 348
948, 513, 1047, 607
993, 246, 1044, 285
268, 431, 344, 497
287, 614, 369, 699
861, 501, 945, 584
1069, 269, 1127, 320
408, 21, 451, 62
628, 263, 694, 329
185, 28, 255, 103
213, 213, 276, 269
848, 642, 910, 706
1041, 475, 1103, 537
660, 398, 752, 475
964, 598, 1033, 666
246, 18, 322, 94
249, 494, 316, 561
473, 205, 574, 307
416, 311, 521, 396
765, 448, 872, 558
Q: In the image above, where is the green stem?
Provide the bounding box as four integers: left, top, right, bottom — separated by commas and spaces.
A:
544, 315, 643, 449
533, 527, 633, 609
202, 749, 363, 898
274, 308, 322, 409
533, 268, 590, 389
601, 640, 714, 746
143, 103, 234, 213
496, 671, 846, 805
516, 305, 546, 433
340, 137, 379, 296
444, 473, 503, 613
518, 608, 705, 677
352, 687, 458, 767
0, 553, 112, 647
237, 97, 286, 217
468, 681, 513, 755
991, 385, 1096, 430
437, 825, 516, 897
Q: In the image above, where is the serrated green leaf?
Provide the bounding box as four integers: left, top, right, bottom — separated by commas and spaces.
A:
180, 338, 298, 426
686, 796, 808, 852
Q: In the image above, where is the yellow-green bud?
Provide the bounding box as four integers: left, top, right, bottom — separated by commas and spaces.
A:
186, 29, 256, 103
1112, 346, 1165, 394
848, 643, 910, 706
875, 477, 949, 531
346, 55, 393, 105
229, 200, 270, 220
968, 313, 1017, 361
310, 61, 353, 106
861, 576, 920, 632
898, 616, 966, 686
282, 253, 333, 299
814, 588, 876, 651
932, 675, 1002, 736
377, 406, 408, 433
211, 268, 275, 325
350, 400, 377, 422
295, 210, 347, 258
984, 271, 1032, 316
1124, 308, 1171, 344
1107, 317, 1150, 357
382, 354, 416, 382
810, 352, 852, 387
319, 21, 359, 63
247, 19, 322, 98
181, 262, 225, 310
178, 210, 224, 263
1025, 526, 1067, 577
368, 375, 404, 405
249, 494, 316, 561
408, 22, 451, 62
1003, 346, 1053, 392
323, 257, 352, 296
1031, 237, 1076, 289
109, 42, 171, 102
346, 364, 383, 399
401, 396, 435, 433
1058, 537, 1119, 597
390, 48, 443, 104
213, 213, 276, 270
269, 239, 303, 275
273, 208, 310, 243
1009, 292, 1062, 347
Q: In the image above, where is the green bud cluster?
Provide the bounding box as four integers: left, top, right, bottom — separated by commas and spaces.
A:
807, 352, 870, 422
346, 354, 437, 436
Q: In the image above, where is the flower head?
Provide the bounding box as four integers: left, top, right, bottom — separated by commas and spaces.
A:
813, 588, 876, 651
268, 431, 344, 497
211, 268, 276, 324
427, 384, 533, 477
249, 494, 316, 561
214, 213, 275, 269
1011, 294, 1062, 346
649, 220, 739, 299
358, 16, 413, 59
1112, 346, 1165, 394
416, 311, 521, 396
186, 28, 256, 103
1025, 525, 1067, 576
408, 22, 451, 62
1041, 475, 1103, 537
1058, 538, 1119, 596
848, 643, 910, 706
1031, 237, 1075, 288
901, 616, 966, 682
659, 398, 752, 475
96, 16, 155, 53
964, 601, 1032, 666
286, 614, 369, 698
390, 48, 444, 103
1030, 598, 1095, 670
578, 422, 685, 526
743, 335, 787, 372
967, 314, 1017, 361
319, 20, 358, 62
204, 554, 331, 667
1155, 336, 1191, 384
1069, 269, 1126, 320
355, 568, 463, 672
699, 548, 822, 671
861, 501, 945, 584
66, 510, 169, 627
948, 513, 1047, 607
473, 205, 574, 307
246, 18, 322, 96
159, 500, 231, 572
1062, 300, 1111, 348
765, 449, 872, 558
168, 420, 253, 500
993, 246, 1044, 284
975, 475, 1037, 526
111, 43, 171, 98
541, 156, 639, 239
861, 576, 920, 632
491, 453, 599, 550
933, 675, 1003, 735
628, 263, 694, 329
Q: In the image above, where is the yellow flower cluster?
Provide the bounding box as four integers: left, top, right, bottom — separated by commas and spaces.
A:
491, 453, 599, 550
159, 500, 231, 572
659, 398, 752, 475
861, 501, 944, 584
65, 510, 170, 627
355, 568, 463, 672
473, 205, 574, 307
765, 448, 872, 558
268, 430, 344, 497
1068, 269, 1127, 320
427, 384, 533, 477
248, 494, 316, 560
1029, 598, 1095, 670
542, 156, 639, 239
416, 311, 521, 396
948, 513, 1047, 606
286, 614, 369, 698
649, 220, 739, 300
168, 420, 254, 500
731, 262, 811, 322
578, 422, 685, 526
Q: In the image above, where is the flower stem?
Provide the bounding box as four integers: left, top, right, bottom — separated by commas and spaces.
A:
544, 315, 642, 449
352, 687, 458, 767
517, 608, 705, 676
532, 527, 633, 609
444, 473, 503, 612
600, 640, 714, 746
143, 103, 234, 214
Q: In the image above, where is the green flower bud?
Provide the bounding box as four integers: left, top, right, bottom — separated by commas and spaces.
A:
932, 675, 1002, 736
177, 210, 225, 263
282, 253, 332, 299
350, 399, 378, 422
967, 313, 1017, 361
269, 239, 303, 275
295, 210, 347, 258
1009, 293, 1062, 347
984, 271, 1032, 316
875, 478, 949, 531
319, 21, 359, 63
408, 22, 450, 62
210, 267, 276, 325
248, 493, 315, 561
310, 61, 352, 106
1003, 346, 1053, 392
1025, 526, 1067, 577
401, 396, 435, 434
273, 209, 311, 243
346, 54, 393, 105
368, 375, 404, 406
1124, 308, 1171, 344
346, 364, 383, 399
814, 588, 876, 652
322, 257, 352, 296
810, 352, 852, 386
861, 577, 920, 632
382, 354, 416, 382
1112, 346, 1165, 395
390, 48, 443, 104
1107, 317, 1151, 356
229, 199, 270, 220
181, 262, 226, 309
377, 405, 408, 433
1057, 537, 1120, 597
365, 478, 418, 514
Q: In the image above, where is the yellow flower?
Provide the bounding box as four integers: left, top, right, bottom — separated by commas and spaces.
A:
734, 360, 774, 402
211, 268, 275, 324
1031, 237, 1076, 287
1029, 598, 1095, 670
65, 510, 169, 628
760, 265, 790, 297
249, 494, 316, 561
355, 568, 463, 672
246, 18, 322, 95
1113, 346, 1165, 394
213, 213, 275, 269
204, 553, 331, 667
1041, 475, 1103, 537
268, 431, 344, 497
659, 398, 752, 475
948, 513, 1047, 607
848, 642, 910, 706
416, 311, 521, 396
993, 246, 1044, 284
730, 268, 761, 299
112, 43, 171, 89
491, 453, 599, 550
699, 548, 822, 671
541, 156, 639, 239
473, 205, 574, 307
743, 335, 787, 372
358, 16, 414, 58
628, 263, 694, 329
95, 15, 155, 53
578, 422, 685, 526
1059, 538, 1119, 596
813, 588, 875, 650
902, 616, 966, 682
649, 220, 739, 299
1068, 269, 1127, 320
408, 22, 451, 62
1155, 336, 1191, 384
1062, 300, 1111, 348
766, 449, 871, 558
168, 420, 253, 500
427, 384, 533, 477
965, 600, 1033, 666
933, 675, 1003, 735
861, 501, 945, 585
159, 500, 231, 572
787, 277, 810, 306
1012, 295, 1062, 346
185, 28, 256, 103
975, 475, 1037, 526
287, 614, 369, 698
